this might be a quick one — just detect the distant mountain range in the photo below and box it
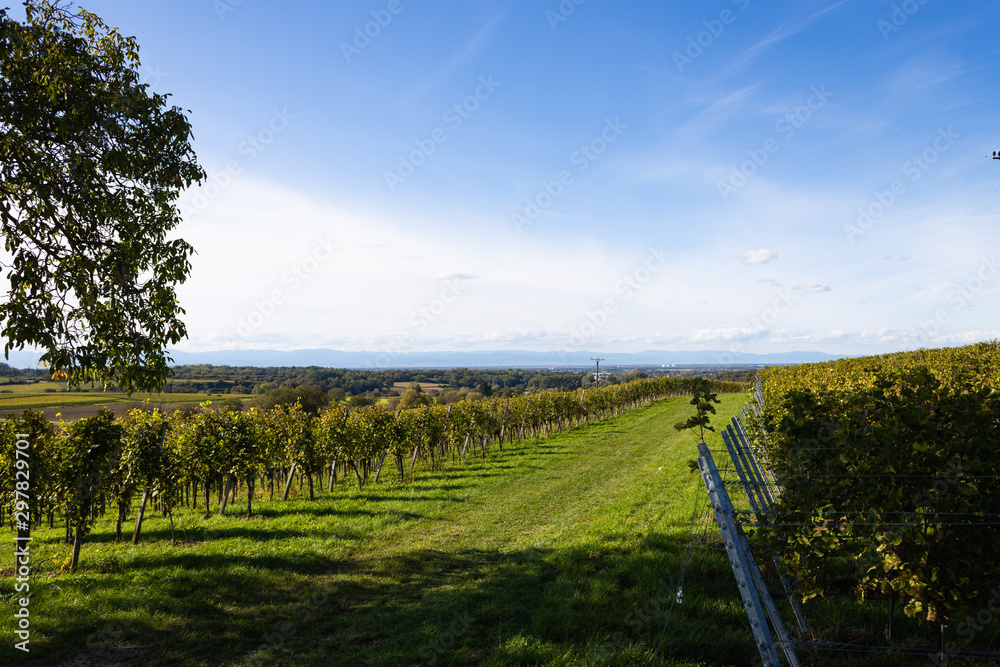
[1,347,843,370]
[163,348,840,368]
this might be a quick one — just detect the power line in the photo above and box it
[590,358,605,386]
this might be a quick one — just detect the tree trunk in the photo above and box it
[886,596,895,641]
[350,461,364,491]
[70,526,84,572]
[115,500,127,543]
[499,398,508,450]
[219,474,234,516]
[282,464,297,501]
[409,446,420,476]
[131,487,151,545]
[328,462,336,492]
[373,449,388,485]
[307,471,314,501]
[247,476,255,518]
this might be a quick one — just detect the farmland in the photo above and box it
[1,393,755,666]
[0,384,250,422]
[4,345,1000,665]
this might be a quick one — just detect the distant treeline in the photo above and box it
[0,361,758,396]
[161,365,757,397]
[0,363,48,380]
[162,366,585,396]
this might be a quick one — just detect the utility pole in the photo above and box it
[591,358,605,386]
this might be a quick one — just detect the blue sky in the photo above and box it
[13,0,1000,361]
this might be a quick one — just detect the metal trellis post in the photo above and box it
[697,442,800,667]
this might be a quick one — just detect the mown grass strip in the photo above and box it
[4,394,761,666]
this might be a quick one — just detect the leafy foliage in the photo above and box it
[0,1,204,391]
[2,376,740,569]
[753,342,1000,624]
[55,408,122,557]
[673,378,721,443]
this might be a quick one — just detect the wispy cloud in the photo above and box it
[669,85,762,139]
[404,13,506,105]
[733,249,778,265]
[725,0,850,73]
[434,271,479,281]
[795,282,831,292]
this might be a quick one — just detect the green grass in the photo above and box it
[0,392,125,409]
[0,381,66,393]
[2,394,994,666]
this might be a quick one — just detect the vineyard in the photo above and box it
[2,376,743,573]
[745,341,1000,661]
[0,382,769,666]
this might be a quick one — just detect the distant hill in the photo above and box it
[0,347,843,370]
[159,348,841,368]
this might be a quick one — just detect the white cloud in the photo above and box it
[795,282,831,292]
[433,271,479,281]
[689,327,765,342]
[733,249,778,265]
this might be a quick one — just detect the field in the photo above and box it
[6,384,989,666]
[0,381,251,421]
[2,394,763,666]
[391,382,446,391]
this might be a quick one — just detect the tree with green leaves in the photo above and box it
[674,378,721,444]
[0,1,204,392]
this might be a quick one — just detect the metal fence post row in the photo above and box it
[697,442,800,666]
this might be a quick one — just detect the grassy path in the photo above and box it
[4,394,757,666]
